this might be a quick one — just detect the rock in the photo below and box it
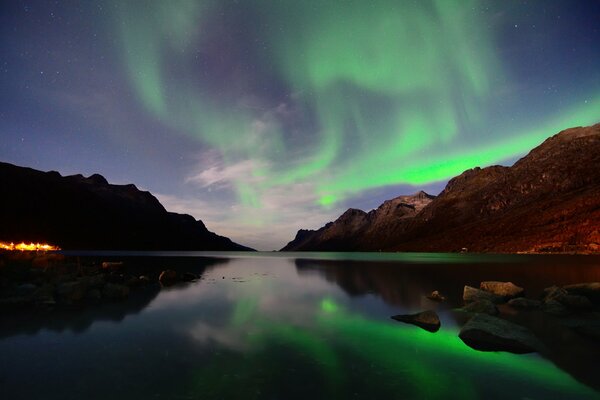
[101,261,124,271]
[0,296,31,310]
[463,286,504,304]
[542,300,569,316]
[85,288,102,304]
[159,270,178,286]
[559,294,593,309]
[182,272,198,282]
[391,310,441,332]
[79,274,105,289]
[543,286,568,302]
[563,282,600,302]
[459,314,543,354]
[560,314,600,340]
[461,300,499,315]
[480,281,524,299]
[56,281,86,304]
[507,297,542,309]
[16,283,37,296]
[426,290,446,302]
[102,283,129,300]
[33,284,55,307]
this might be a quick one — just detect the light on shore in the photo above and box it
[0,242,60,251]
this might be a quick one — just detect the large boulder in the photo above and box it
[563,282,600,303]
[480,281,524,299]
[463,286,504,304]
[507,297,542,309]
[391,310,440,332]
[461,299,499,315]
[459,314,543,354]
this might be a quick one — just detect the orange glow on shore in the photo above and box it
[0,242,61,251]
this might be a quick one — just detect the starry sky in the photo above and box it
[1,1,599,250]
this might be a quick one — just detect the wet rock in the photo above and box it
[543,299,569,316]
[85,288,102,304]
[563,282,600,303]
[560,314,600,340]
[16,283,37,296]
[461,299,499,315]
[56,281,86,304]
[543,286,568,302]
[559,294,593,309]
[138,275,151,285]
[463,286,504,304]
[32,284,55,307]
[159,270,178,286]
[480,281,524,299]
[102,283,129,300]
[0,296,31,310]
[391,310,440,332]
[426,290,446,302]
[507,297,542,309]
[459,314,543,354]
[101,261,124,271]
[79,274,105,289]
[182,272,198,282]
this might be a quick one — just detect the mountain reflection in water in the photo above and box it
[0,253,599,400]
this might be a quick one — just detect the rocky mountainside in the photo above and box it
[0,162,252,250]
[282,191,435,251]
[282,123,600,253]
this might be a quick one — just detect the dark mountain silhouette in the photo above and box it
[282,191,435,251]
[282,124,600,253]
[0,162,252,250]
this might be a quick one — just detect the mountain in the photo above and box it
[282,191,435,251]
[282,123,600,253]
[0,162,252,251]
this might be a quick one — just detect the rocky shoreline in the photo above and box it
[0,251,202,313]
[392,280,600,354]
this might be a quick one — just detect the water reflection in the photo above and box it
[0,253,599,399]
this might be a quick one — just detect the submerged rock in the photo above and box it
[459,314,543,354]
[461,299,499,315]
[463,286,504,304]
[480,281,524,299]
[391,310,441,333]
[507,297,542,309]
[426,290,446,302]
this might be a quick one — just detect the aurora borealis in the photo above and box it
[1,1,599,249]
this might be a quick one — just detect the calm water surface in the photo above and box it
[1,252,599,399]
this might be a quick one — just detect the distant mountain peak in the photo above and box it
[282,123,600,253]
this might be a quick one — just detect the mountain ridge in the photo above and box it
[0,161,252,251]
[282,123,600,253]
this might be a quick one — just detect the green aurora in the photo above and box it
[114,0,600,209]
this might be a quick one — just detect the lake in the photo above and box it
[1,252,599,399]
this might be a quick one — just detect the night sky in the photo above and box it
[1,1,599,250]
